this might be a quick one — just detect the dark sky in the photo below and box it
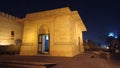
[0,0,120,44]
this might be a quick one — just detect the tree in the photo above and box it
[105,33,120,53]
[83,40,101,51]
[105,36,114,46]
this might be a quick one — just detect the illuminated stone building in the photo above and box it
[0,7,86,57]
[0,12,23,45]
[20,7,87,57]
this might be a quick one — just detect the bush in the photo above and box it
[0,45,21,55]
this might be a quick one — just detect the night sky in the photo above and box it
[0,0,120,44]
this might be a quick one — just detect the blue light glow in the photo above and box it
[45,35,49,40]
[115,35,118,39]
[108,32,118,39]
[108,32,114,37]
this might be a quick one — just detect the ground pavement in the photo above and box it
[0,52,116,68]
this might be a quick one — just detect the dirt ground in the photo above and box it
[0,52,117,68]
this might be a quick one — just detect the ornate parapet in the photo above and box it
[0,12,21,21]
[0,12,23,23]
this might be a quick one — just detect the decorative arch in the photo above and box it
[39,25,49,34]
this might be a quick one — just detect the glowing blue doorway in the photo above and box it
[44,35,49,52]
[38,34,50,54]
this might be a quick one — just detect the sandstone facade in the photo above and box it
[20,7,87,57]
[0,12,23,45]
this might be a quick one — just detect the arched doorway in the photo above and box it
[38,25,50,54]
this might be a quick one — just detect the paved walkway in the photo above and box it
[0,52,113,68]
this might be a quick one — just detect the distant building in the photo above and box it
[0,7,87,57]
